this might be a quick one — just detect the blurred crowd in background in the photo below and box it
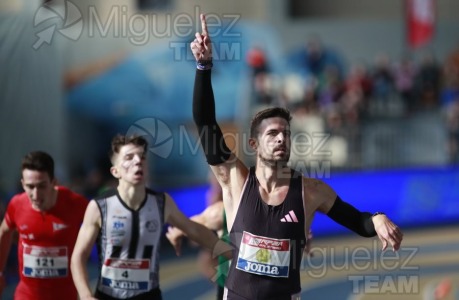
[246,37,459,168]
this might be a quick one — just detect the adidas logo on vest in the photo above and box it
[280,210,298,223]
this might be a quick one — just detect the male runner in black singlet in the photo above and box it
[191,14,403,300]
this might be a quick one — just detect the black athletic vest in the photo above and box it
[225,167,306,300]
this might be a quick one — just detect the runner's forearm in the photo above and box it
[193,69,231,165]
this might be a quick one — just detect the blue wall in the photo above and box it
[169,167,459,236]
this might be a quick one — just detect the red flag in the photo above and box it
[406,0,435,48]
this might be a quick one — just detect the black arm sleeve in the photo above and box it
[193,69,232,165]
[326,196,376,237]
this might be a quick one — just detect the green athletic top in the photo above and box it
[216,210,229,288]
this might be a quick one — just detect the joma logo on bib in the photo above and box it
[244,261,279,275]
[236,232,291,278]
[110,280,140,290]
[31,269,60,277]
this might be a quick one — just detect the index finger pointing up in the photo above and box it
[200,13,208,36]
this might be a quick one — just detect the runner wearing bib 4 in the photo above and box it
[94,189,165,299]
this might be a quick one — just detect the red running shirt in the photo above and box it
[5,186,88,300]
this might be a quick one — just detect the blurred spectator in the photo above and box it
[252,73,278,106]
[341,61,373,123]
[413,51,441,111]
[287,34,345,80]
[370,53,395,113]
[246,46,280,107]
[289,109,328,170]
[393,54,417,113]
[317,64,344,112]
[441,50,459,108]
[282,74,318,113]
[324,105,345,136]
[340,85,364,126]
[444,99,459,164]
[441,51,459,164]
[246,46,269,76]
[322,105,350,167]
[293,85,318,116]
[447,43,459,74]
[345,61,373,100]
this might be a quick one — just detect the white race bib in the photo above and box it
[101,259,150,291]
[236,231,291,278]
[23,245,68,278]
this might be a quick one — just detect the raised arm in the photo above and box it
[191,14,248,226]
[308,179,403,251]
[191,15,232,167]
[71,201,101,300]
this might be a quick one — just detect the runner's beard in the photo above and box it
[258,151,290,168]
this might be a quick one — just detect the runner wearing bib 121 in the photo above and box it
[0,151,88,300]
